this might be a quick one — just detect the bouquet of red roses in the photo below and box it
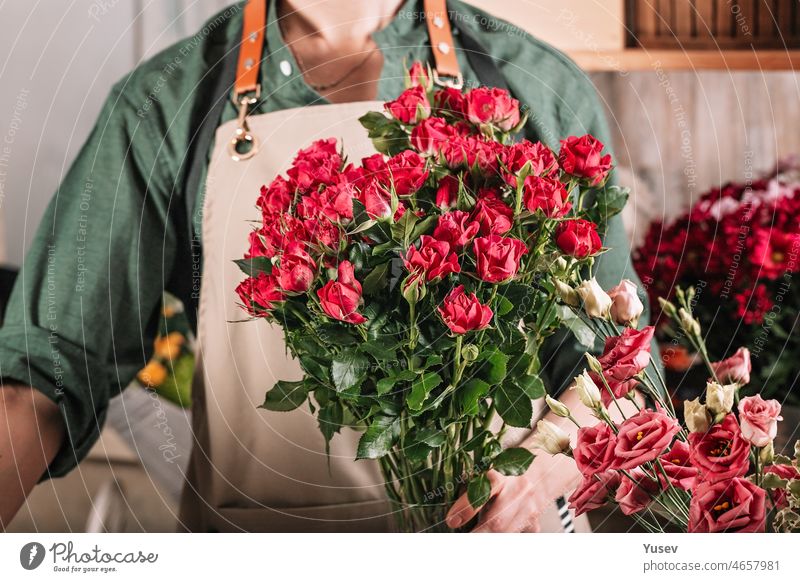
[634,161,800,403]
[235,63,628,531]
[533,285,800,532]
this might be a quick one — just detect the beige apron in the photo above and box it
[178,100,589,533]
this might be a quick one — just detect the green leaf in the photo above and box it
[456,379,491,416]
[492,448,535,476]
[498,283,536,321]
[298,355,330,385]
[407,372,443,411]
[762,472,789,490]
[467,474,491,509]
[414,427,447,448]
[234,256,272,277]
[317,324,359,346]
[555,305,597,349]
[463,429,489,452]
[360,340,397,363]
[405,442,434,464]
[391,211,420,247]
[356,416,401,459]
[362,261,391,295]
[318,401,344,452]
[260,380,310,412]
[516,375,545,400]
[331,349,369,393]
[495,295,514,317]
[409,214,438,242]
[494,382,533,428]
[478,348,509,385]
[376,370,416,395]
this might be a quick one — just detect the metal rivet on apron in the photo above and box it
[244,58,254,70]
[433,15,444,28]
[279,60,292,77]
[249,31,258,43]
[437,41,450,55]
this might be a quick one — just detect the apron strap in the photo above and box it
[423,0,462,88]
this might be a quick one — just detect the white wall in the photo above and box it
[0,0,230,266]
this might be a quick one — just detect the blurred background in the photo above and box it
[1,0,800,531]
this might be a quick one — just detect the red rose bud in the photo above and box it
[437,285,493,334]
[385,150,429,196]
[501,140,558,186]
[433,211,480,250]
[236,272,285,316]
[473,235,528,283]
[558,134,612,186]
[612,407,681,470]
[688,478,766,533]
[434,87,466,117]
[555,219,602,258]
[403,235,461,283]
[464,87,521,131]
[470,189,514,236]
[401,270,426,304]
[257,176,293,217]
[688,413,751,483]
[589,326,654,406]
[275,242,317,293]
[385,86,431,124]
[317,260,368,324]
[408,62,430,89]
[287,137,343,191]
[711,347,751,385]
[522,175,571,218]
[359,180,393,219]
[411,117,455,156]
[435,174,460,209]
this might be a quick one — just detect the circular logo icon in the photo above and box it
[19,542,46,570]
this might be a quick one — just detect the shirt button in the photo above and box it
[279,60,292,76]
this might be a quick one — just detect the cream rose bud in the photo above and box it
[576,278,612,318]
[545,394,571,418]
[531,419,571,455]
[573,371,602,408]
[607,279,644,326]
[684,397,711,433]
[554,279,579,307]
[705,381,736,415]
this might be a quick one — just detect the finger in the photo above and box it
[445,471,505,529]
[471,489,525,533]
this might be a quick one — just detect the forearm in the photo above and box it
[0,384,65,528]
[522,388,638,501]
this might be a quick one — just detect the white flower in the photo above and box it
[573,371,602,409]
[545,394,571,418]
[554,279,579,307]
[530,420,571,455]
[607,279,644,327]
[684,397,711,433]
[705,381,736,415]
[576,278,612,319]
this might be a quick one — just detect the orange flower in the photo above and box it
[137,361,167,387]
[154,332,185,361]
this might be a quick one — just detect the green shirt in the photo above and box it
[0,0,648,477]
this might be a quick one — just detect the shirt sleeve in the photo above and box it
[0,83,177,477]
[537,88,653,397]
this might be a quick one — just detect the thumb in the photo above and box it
[445,470,505,529]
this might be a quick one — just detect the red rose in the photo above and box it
[275,242,317,293]
[659,440,699,491]
[574,422,617,477]
[411,117,456,155]
[464,87,521,131]
[501,140,557,185]
[408,62,430,88]
[434,87,465,117]
[303,218,340,251]
[442,136,500,175]
[554,219,602,258]
[470,189,514,236]
[568,471,621,516]
[385,86,431,124]
[257,176,294,216]
[245,229,270,259]
[473,235,528,283]
[359,180,392,219]
[711,347,751,385]
[688,478,766,533]
[613,408,681,470]
[435,174,460,209]
[403,235,461,283]
[522,176,571,217]
[236,272,285,316]
[688,414,751,483]
[558,134,612,186]
[615,469,661,515]
[437,285,493,334]
[385,150,429,196]
[317,260,367,324]
[738,395,782,447]
[764,464,800,509]
[590,326,654,405]
[433,211,480,250]
[288,137,342,190]
[260,214,308,258]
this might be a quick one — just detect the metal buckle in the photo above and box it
[432,71,464,90]
[228,85,261,161]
